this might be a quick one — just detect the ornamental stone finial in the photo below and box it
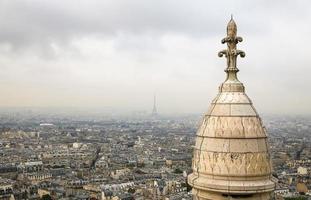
[218,17,245,82]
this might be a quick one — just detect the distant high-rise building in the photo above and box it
[152,94,158,116]
[188,17,276,200]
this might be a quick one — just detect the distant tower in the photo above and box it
[152,94,158,116]
[187,17,275,200]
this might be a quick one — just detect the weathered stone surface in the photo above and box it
[197,116,267,138]
[188,17,275,200]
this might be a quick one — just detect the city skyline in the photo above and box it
[0,0,311,115]
[0,3,310,199]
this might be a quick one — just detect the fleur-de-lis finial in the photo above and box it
[218,17,245,81]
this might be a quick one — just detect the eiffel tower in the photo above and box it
[151,94,158,116]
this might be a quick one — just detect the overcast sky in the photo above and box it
[0,0,310,115]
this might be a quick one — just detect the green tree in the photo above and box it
[128,187,136,194]
[173,168,183,174]
[284,196,307,200]
[41,194,52,200]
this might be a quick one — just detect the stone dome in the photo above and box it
[187,18,276,200]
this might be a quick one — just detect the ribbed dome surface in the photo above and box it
[187,18,275,200]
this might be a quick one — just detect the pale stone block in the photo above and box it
[230,104,257,116]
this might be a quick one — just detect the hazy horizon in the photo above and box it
[0,0,311,115]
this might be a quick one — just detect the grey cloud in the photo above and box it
[0,0,276,49]
[0,0,310,114]
[0,0,308,53]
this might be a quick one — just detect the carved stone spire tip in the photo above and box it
[227,16,237,37]
[218,17,245,82]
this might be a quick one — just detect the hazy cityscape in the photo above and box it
[1,0,311,200]
[0,109,310,199]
